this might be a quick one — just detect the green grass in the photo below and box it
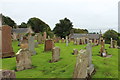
[2,41,119,78]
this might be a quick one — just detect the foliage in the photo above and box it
[18,22,27,28]
[27,17,51,33]
[103,29,118,44]
[70,28,88,34]
[2,15,16,28]
[53,18,73,38]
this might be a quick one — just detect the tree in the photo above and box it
[103,29,118,44]
[18,22,27,28]
[70,28,88,34]
[27,17,51,33]
[53,18,73,38]
[2,15,16,28]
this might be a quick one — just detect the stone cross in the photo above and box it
[28,36,36,55]
[51,47,60,62]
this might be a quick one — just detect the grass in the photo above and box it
[2,40,119,79]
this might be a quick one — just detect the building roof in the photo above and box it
[70,33,100,39]
[12,27,34,34]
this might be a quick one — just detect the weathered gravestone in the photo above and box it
[44,39,54,51]
[16,38,32,71]
[66,36,68,46]
[100,39,107,57]
[73,49,88,78]
[36,33,42,44]
[43,32,47,40]
[28,36,36,55]
[16,49,32,71]
[0,25,14,58]
[86,43,94,75]
[0,69,16,79]
[50,47,60,62]
[73,49,78,55]
[73,44,94,78]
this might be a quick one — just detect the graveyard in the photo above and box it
[2,40,118,78]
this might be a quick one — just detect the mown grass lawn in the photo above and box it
[2,41,119,79]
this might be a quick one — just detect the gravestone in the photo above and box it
[20,37,28,50]
[61,38,65,43]
[100,39,107,57]
[28,36,36,55]
[110,38,113,48]
[0,25,14,58]
[73,49,88,78]
[0,70,16,79]
[43,32,47,40]
[66,36,68,46]
[73,49,78,55]
[16,49,32,71]
[36,33,42,44]
[50,47,60,62]
[44,39,54,51]
[86,43,94,75]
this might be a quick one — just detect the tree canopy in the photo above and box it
[70,28,88,34]
[27,17,51,33]
[53,18,73,38]
[2,15,16,28]
[18,22,27,28]
[103,29,118,44]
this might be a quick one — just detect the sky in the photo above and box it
[0,0,119,33]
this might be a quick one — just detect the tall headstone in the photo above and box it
[50,47,60,62]
[43,32,47,40]
[110,38,113,48]
[73,49,88,78]
[86,43,94,75]
[28,36,36,55]
[0,25,14,58]
[100,39,107,57]
[66,36,68,46]
[44,39,54,51]
[0,70,16,79]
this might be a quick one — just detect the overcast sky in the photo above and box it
[0,0,119,33]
